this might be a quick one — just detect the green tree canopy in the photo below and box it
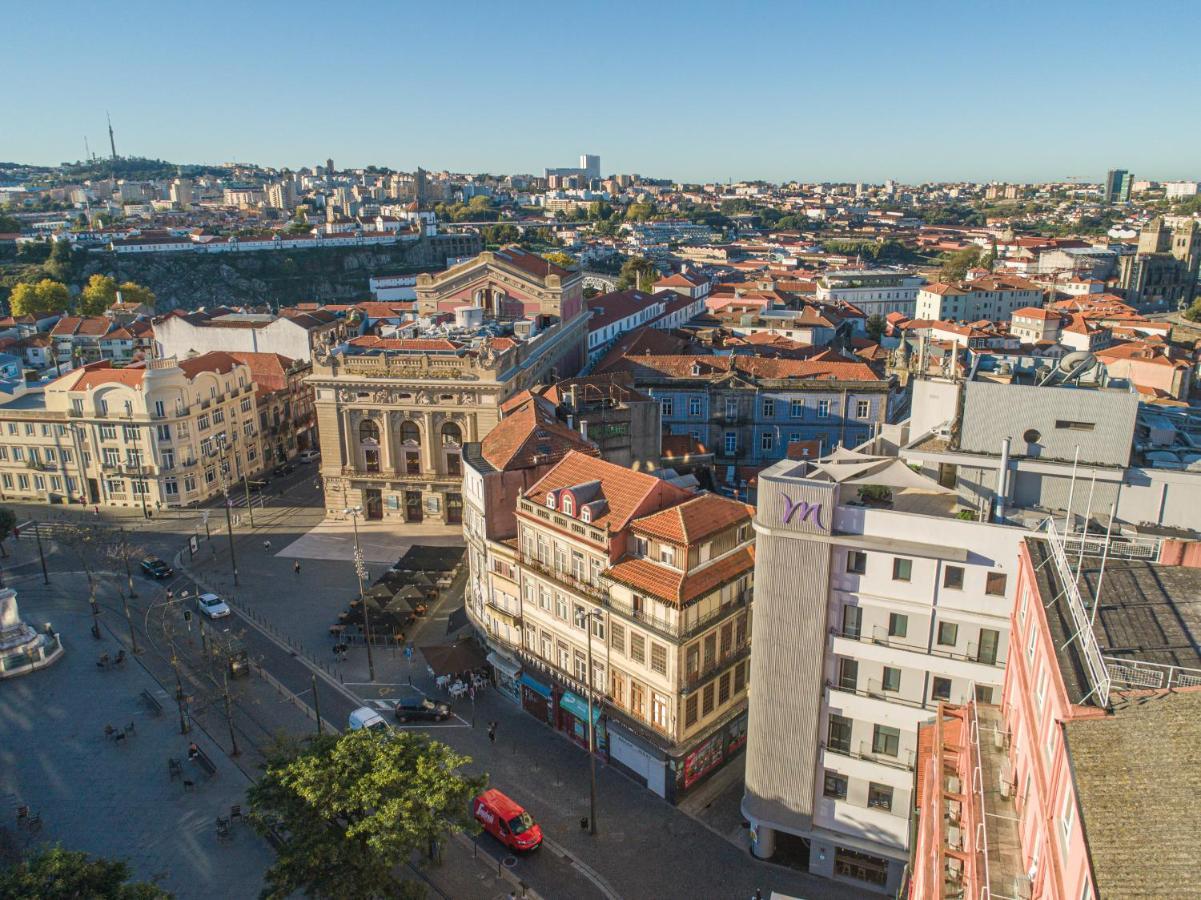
[43,239,75,281]
[939,246,983,282]
[0,212,22,233]
[248,729,484,900]
[0,845,169,899]
[78,274,156,315]
[865,314,887,342]
[542,251,576,270]
[616,256,658,292]
[10,278,69,316]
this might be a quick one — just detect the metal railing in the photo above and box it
[1043,519,1111,704]
[824,739,915,772]
[518,552,609,602]
[683,642,750,692]
[832,626,1004,669]
[1059,529,1161,561]
[827,677,930,711]
[1104,656,1201,690]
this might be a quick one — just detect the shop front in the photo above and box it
[671,710,750,801]
[520,672,553,725]
[486,650,522,705]
[555,690,607,754]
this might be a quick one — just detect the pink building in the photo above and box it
[911,524,1201,899]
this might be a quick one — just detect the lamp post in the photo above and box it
[345,506,375,682]
[577,607,602,836]
[216,435,239,586]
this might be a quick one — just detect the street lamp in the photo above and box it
[576,606,603,836]
[216,434,239,586]
[344,506,375,682]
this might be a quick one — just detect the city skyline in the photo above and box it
[7,0,1200,183]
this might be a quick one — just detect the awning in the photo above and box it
[559,691,602,724]
[486,651,521,678]
[519,673,551,698]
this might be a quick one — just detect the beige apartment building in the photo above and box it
[468,449,756,802]
[310,247,588,522]
[0,353,267,510]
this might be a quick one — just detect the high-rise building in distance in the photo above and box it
[580,154,600,179]
[1103,168,1132,203]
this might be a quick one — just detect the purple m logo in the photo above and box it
[782,494,824,529]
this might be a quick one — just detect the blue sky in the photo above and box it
[6,0,1199,183]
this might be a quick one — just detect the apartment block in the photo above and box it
[0,353,266,509]
[741,452,1023,895]
[915,276,1043,322]
[468,448,755,801]
[910,525,1201,899]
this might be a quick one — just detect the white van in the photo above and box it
[348,706,388,732]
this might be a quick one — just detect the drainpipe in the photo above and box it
[994,437,1011,523]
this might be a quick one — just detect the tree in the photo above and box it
[78,274,156,315]
[542,251,576,270]
[0,845,169,899]
[616,256,657,292]
[939,246,983,282]
[43,239,75,281]
[248,729,484,900]
[865,314,886,343]
[0,212,21,233]
[0,506,14,557]
[1183,297,1201,323]
[9,279,69,316]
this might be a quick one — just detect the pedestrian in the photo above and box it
[187,742,200,760]
[293,560,301,574]
[487,721,497,744]
[166,588,174,601]
[93,505,100,517]
[263,539,272,552]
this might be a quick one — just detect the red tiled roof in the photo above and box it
[65,363,146,390]
[632,493,753,545]
[177,351,243,378]
[523,450,691,533]
[225,351,298,394]
[481,393,598,471]
[347,336,461,352]
[604,545,754,607]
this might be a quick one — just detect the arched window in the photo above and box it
[561,494,575,516]
[441,422,462,447]
[400,421,420,445]
[358,419,380,445]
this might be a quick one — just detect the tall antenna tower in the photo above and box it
[106,112,118,161]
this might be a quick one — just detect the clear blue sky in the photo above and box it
[7,0,1199,183]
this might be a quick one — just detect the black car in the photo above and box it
[272,462,295,477]
[140,557,173,579]
[394,697,451,723]
[246,479,269,493]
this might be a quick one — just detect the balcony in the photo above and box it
[824,739,915,772]
[680,589,751,640]
[683,641,751,693]
[830,628,1004,684]
[518,552,609,603]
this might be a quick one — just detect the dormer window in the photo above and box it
[635,536,648,557]
[581,506,592,523]
[545,491,558,509]
[660,546,676,566]
[691,362,702,376]
[561,494,575,516]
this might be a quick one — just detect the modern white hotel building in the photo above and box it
[741,450,1023,895]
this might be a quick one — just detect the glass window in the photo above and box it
[881,666,901,692]
[932,677,952,701]
[610,622,625,655]
[734,661,746,694]
[789,399,803,418]
[817,399,830,418]
[856,400,870,418]
[892,557,912,582]
[650,643,667,675]
[937,621,959,647]
[718,671,731,704]
[986,572,1008,596]
[842,605,861,639]
[888,613,907,638]
[823,770,848,800]
[630,633,645,664]
[838,658,858,690]
[846,550,866,575]
[872,724,900,757]
[867,782,893,811]
[660,397,673,417]
[702,682,714,715]
[685,694,698,726]
[827,714,852,753]
[762,398,775,417]
[943,565,964,589]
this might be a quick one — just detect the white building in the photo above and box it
[915,275,1042,322]
[1164,181,1199,199]
[155,309,344,363]
[742,453,1022,895]
[815,270,925,318]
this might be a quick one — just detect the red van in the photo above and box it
[472,789,543,852]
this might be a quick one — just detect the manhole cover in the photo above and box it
[502,855,517,869]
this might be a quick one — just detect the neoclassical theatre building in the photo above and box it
[311,248,588,523]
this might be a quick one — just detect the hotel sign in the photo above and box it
[781,495,824,529]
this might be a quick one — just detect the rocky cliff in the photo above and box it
[72,233,481,311]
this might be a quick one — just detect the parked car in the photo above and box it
[394,697,450,723]
[246,479,269,493]
[348,707,389,732]
[140,556,173,579]
[197,592,231,619]
[298,449,321,463]
[472,789,542,852]
[272,462,295,477]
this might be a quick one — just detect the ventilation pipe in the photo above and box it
[994,437,1011,523]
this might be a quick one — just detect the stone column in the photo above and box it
[421,411,437,476]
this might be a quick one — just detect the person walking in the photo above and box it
[487,721,497,744]
[263,539,272,552]
[293,560,301,574]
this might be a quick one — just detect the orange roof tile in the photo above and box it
[604,545,755,606]
[632,493,753,545]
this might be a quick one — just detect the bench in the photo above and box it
[193,749,218,777]
[140,690,164,717]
